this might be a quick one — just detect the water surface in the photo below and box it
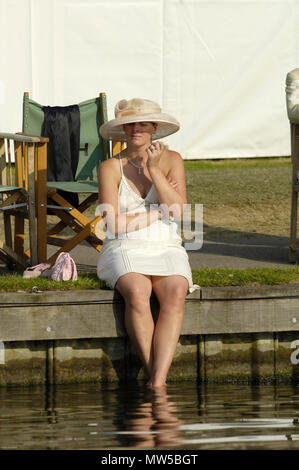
[0,382,299,450]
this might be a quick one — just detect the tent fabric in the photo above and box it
[1,0,299,159]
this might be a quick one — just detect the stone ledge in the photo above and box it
[200,283,299,299]
[1,285,299,341]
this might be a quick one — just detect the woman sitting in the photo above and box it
[97,98,198,388]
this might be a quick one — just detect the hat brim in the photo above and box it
[100,113,180,141]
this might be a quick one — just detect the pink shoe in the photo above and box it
[23,263,51,279]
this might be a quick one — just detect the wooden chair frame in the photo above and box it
[0,133,48,268]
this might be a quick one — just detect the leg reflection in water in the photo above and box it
[122,386,184,448]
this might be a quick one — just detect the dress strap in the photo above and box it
[118,154,124,177]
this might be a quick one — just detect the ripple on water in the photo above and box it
[0,382,298,450]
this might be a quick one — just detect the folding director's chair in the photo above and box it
[22,92,113,265]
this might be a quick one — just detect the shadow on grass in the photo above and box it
[192,224,292,266]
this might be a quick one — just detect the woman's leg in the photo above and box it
[150,275,188,388]
[115,272,154,378]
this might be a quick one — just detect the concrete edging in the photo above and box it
[0,284,299,340]
[0,284,299,386]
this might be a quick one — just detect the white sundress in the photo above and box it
[96,155,199,293]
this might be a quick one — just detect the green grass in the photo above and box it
[183,156,291,171]
[1,266,299,292]
[0,272,104,292]
[192,267,299,287]
[184,157,293,239]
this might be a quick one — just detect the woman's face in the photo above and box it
[123,122,157,146]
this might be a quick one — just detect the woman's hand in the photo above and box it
[146,141,164,168]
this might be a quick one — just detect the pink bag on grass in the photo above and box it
[50,252,78,281]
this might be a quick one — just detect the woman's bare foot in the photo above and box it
[146,380,167,389]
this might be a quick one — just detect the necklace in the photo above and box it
[128,158,145,174]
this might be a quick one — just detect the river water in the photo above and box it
[0,381,298,451]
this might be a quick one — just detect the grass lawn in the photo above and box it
[184,157,292,239]
[2,265,299,292]
[0,156,297,291]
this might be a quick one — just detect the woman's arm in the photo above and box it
[147,143,187,218]
[98,159,162,235]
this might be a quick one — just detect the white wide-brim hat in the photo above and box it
[100,98,180,141]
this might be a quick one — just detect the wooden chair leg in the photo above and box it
[47,193,98,238]
[4,213,13,249]
[14,216,25,258]
[27,144,38,265]
[46,215,104,265]
[36,142,48,262]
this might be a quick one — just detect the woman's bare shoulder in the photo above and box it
[99,156,120,174]
[165,148,183,160]
[98,156,121,186]
[162,148,184,170]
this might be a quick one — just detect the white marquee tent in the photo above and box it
[0,0,298,159]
